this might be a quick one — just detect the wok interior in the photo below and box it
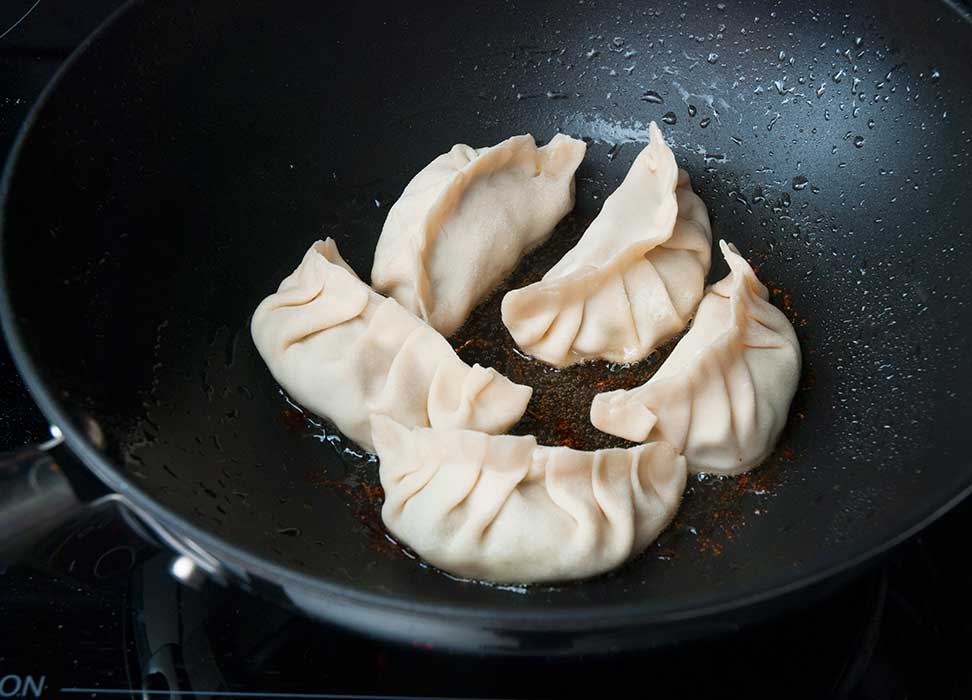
[3,0,971,617]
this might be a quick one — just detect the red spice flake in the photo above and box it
[308,472,403,558]
[279,407,308,432]
[696,536,724,556]
[359,481,385,503]
[766,280,803,328]
[554,418,581,449]
[453,338,486,354]
[525,406,545,421]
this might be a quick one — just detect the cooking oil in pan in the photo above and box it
[448,213,675,451]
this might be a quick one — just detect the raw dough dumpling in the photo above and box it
[590,241,801,475]
[373,416,687,584]
[501,121,712,367]
[251,240,532,452]
[371,133,587,337]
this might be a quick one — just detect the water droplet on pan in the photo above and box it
[641,89,663,104]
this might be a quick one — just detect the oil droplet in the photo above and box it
[792,175,809,191]
[662,111,677,125]
[833,69,845,83]
[853,135,865,148]
[930,69,941,81]
[545,91,567,99]
[607,143,622,161]
[699,117,711,128]
[781,192,792,208]
[867,119,875,129]
[688,104,698,117]
[716,2,726,9]
[641,90,663,104]
[706,52,719,64]
[816,84,826,98]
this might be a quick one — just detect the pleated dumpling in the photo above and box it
[373,416,687,584]
[590,242,801,475]
[371,133,587,338]
[251,240,532,452]
[501,121,712,367]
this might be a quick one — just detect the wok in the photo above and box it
[1,0,971,654]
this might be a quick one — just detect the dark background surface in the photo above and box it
[0,0,125,447]
[1,2,972,698]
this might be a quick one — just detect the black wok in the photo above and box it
[1,0,971,654]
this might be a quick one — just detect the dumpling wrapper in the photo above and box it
[373,416,687,584]
[591,241,801,475]
[372,133,587,338]
[501,121,712,367]
[251,240,532,452]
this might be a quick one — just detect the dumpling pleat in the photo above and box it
[591,241,801,474]
[251,240,532,452]
[502,123,713,367]
[373,416,687,584]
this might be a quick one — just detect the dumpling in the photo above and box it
[371,133,587,337]
[590,241,801,475]
[501,121,712,367]
[373,415,687,584]
[251,240,532,452]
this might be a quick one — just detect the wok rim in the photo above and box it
[1,0,971,636]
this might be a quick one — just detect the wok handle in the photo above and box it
[0,427,93,562]
[0,427,228,586]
